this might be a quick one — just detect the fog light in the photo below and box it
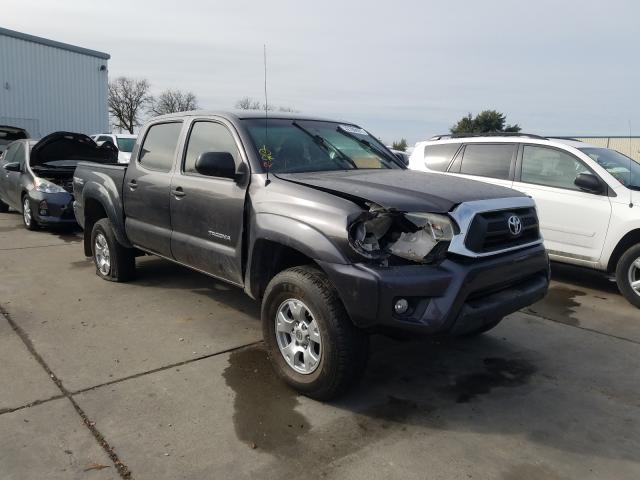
[39,200,48,216]
[394,298,409,315]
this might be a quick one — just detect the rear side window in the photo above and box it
[459,144,514,180]
[183,121,241,174]
[424,143,460,172]
[138,123,182,172]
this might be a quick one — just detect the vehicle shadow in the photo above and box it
[107,256,636,472]
[549,261,619,295]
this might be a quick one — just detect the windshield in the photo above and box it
[116,137,135,152]
[579,147,640,190]
[242,119,403,173]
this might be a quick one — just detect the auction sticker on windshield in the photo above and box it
[338,125,368,135]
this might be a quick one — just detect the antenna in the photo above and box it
[258,44,273,185]
[629,120,634,208]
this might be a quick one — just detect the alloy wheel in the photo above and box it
[23,197,32,227]
[275,298,322,374]
[94,232,111,276]
[629,257,640,297]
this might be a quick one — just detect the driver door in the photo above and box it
[170,119,248,285]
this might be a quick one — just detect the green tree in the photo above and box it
[450,110,521,135]
[392,138,408,151]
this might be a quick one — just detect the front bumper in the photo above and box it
[319,244,549,335]
[27,191,77,226]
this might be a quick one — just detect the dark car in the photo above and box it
[0,125,29,154]
[0,132,117,229]
[73,111,550,399]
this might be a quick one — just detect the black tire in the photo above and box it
[460,318,503,337]
[21,195,38,231]
[0,198,8,213]
[615,243,640,308]
[91,218,135,282]
[261,265,369,400]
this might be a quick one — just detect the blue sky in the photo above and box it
[4,0,640,144]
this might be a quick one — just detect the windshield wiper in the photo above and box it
[291,122,356,169]
[335,126,401,167]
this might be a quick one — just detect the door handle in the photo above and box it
[127,179,138,190]
[172,186,186,198]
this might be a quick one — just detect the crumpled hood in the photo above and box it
[30,131,118,166]
[277,169,525,213]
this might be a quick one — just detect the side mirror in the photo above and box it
[195,152,237,179]
[4,162,20,172]
[574,173,603,194]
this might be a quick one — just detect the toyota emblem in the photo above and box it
[507,215,522,236]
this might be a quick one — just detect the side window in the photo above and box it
[521,146,590,190]
[424,143,460,172]
[138,122,183,172]
[183,121,241,174]
[1,143,19,165]
[459,144,514,180]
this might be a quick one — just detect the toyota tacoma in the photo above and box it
[73,112,549,399]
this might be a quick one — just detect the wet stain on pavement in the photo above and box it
[447,357,536,403]
[223,346,310,454]
[526,285,585,326]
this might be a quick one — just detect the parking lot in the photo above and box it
[0,210,639,480]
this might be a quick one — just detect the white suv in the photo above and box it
[409,133,640,307]
[90,133,137,163]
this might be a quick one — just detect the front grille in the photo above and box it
[464,207,540,254]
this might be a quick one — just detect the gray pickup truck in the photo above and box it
[73,112,549,399]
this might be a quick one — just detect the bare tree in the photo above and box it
[149,89,199,116]
[235,97,297,112]
[235,97,262,110]
[108,77,152,134]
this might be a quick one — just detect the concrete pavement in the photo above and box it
[1,211,639,479]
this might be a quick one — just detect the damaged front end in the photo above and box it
[348,203,457,265]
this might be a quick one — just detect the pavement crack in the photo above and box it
[0,306,133,479]
[71,340,264,396]
[0,242,80,251]
[0,393,65,416]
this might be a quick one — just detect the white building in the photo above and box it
[0,27,110,138]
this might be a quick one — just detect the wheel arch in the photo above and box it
[607,228,640,273]
[81,184,131,256]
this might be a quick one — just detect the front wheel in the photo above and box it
[616,244,640,308]
[91,218,135,282]
[22,195,38,230]
[261,266,369,400]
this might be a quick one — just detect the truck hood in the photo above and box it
[30,131,118,166]
[277,170,525,213]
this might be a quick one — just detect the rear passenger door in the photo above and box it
[169,119,248,285]
[447,143,517,190]
[512,144,611,264]
[123,121,183,257]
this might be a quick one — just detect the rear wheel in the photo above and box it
[22,195,38,230]
[616,244,640,308]
[91,218,135,282]
[261,265,369,400]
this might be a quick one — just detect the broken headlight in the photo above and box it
[349,210,455,264]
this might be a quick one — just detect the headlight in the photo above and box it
[34,177,66,193]
[349,209,455,264]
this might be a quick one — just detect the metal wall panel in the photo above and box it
[573,137,640,161]
[0,33,109,138]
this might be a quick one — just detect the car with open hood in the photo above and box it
[0,132,117,229]
[72,112,550,399]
